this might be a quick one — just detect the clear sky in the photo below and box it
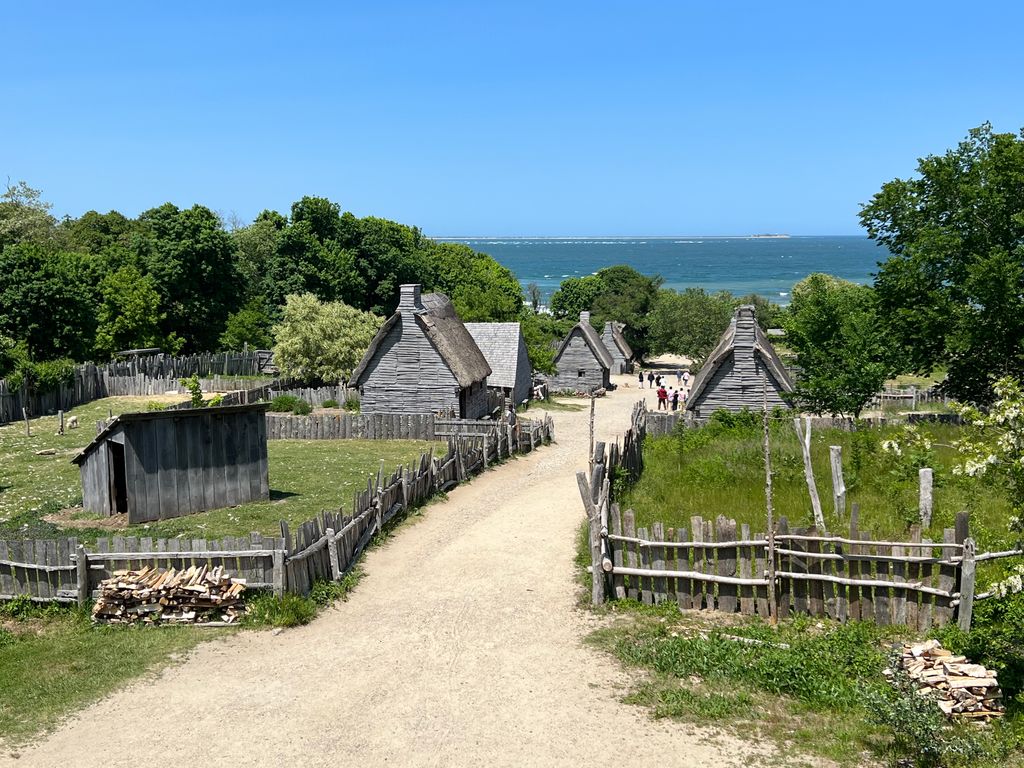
[2,2,1022,236]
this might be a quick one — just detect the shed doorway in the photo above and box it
[107,442,128,515]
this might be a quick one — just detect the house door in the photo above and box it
[458,388,468,419]
[107,442,128,515]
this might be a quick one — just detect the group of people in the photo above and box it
[639,368,690,412]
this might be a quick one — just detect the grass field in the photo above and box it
[0,601,227,745]
[0,397,436,541]
[620,418,1014,553]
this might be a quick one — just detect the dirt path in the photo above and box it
[7,377,774,767]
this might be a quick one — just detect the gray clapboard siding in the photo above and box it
[549,329,611,392]
[687,305,794,419]
[464,322,533,406]
[601,321,634,374]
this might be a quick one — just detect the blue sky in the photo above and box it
[2,2,1022,235]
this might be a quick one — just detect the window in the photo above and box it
[578,369,586,377]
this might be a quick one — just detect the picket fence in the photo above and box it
[579,402,1019,632]
[1,418,555,605]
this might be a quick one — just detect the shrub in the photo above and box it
[146,401,167,411]
[343,395,360,413]
[291,399,312,416]
[321,399,339,409]
[206,394,224,407]
[0,594,35,619]
[269,394,301,412]
[179,374,203,408]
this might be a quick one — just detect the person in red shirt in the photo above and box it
[657,385,668,410]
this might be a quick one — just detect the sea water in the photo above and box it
[438,236,888,304]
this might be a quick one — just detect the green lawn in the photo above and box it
[620,420,1013,552]
[0,604,227,745]
[0,397,436,541]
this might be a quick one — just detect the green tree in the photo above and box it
[520,312,571,375]
[134,203,241,351]
[549,275,603,320]
[425,242,523,322]
[526,282,542,312]
[218,298,274,350]
[860,123,1024,403]
[783,274,894,417]
[647,287,735,362]
[590,265,661,358]
[0,181,56,251]
[93,264,166,359]
[271,293,382,382]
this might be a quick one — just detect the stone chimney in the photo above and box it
[603,321,613,334]
[398,284,423,312]
[579,311,591,325]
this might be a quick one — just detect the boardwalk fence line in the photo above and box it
[1,415,555,605]
[579,402,1018,631]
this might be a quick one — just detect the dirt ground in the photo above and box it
[5,365,777,767]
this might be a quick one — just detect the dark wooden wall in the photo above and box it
[113,410,269,524]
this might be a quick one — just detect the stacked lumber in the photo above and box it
[92,565,246,625]
[893,640,1004,721]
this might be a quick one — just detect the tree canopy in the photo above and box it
[782,274,895,417]
[860,123,1024,403]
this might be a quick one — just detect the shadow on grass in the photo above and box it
[269,489,299,501]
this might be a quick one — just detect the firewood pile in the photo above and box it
[91,565,246,625]
[891,640,1004,722]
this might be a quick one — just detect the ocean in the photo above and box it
[438,236,889,304]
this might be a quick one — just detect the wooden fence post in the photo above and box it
[794,416,825,530]
[576,471,605,605]
[829,445,846,519]
[58,410,64,436]
[957,537,976,632]
[763,377,778,624]
[76,545,89,606]
[326,528,341,581]
[272,550,285,597]
[919,468,934,528]
[23,407,30,437]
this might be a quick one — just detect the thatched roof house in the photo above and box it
[601,321,634,374]
[549,312,613,392]
[72,404,270,524]
[350,285,492,418]
[686,305,794,419]
[464,322,532,406]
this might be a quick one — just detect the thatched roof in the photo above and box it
[686,306,794,407]
[555,317,615,370]
[464,322,527,390]
[350,291,491,388]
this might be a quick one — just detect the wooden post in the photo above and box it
[23,407,30,436]
[588,393,596,470]
[793,416,825,530]
[58,409,64,436]
[919,468,934,528]
[272,550,285,597]
[325,528,341,581]
[577,471,604,605]
[762,377,778,624]
[829,445,846,519]
[76,545,89,606]
[957,538,976,632]
[482,434,489,469]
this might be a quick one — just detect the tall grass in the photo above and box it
[621,418,1012,551]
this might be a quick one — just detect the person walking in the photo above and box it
[647,371,655,389]
[682,369,690,389]
[675,369,682,385]
[657,385,668,411]
[671,388,680,411]
[638,370,644,387]
[655,374,662,388]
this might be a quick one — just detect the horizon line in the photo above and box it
[428,233,867,239]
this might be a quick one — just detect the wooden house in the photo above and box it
[464,322,533,406]
[686,305,794,419]
[350,285,492,418]
[601,321,634,374]
[549,312,613,392]
[71,403,270,524]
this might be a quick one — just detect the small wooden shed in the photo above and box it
[549,312,613,392]
[601,321,634,374]
[71,403,270,524]
[464,322,533,406]
[350,285,492,418]
[686,305,794,419]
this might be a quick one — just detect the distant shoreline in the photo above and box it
[432,234,864,240]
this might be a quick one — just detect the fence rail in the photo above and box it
[1,415,555,604]
[579,400,1016,632]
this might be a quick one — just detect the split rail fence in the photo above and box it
[1,418,554,605]
[579,402,1020,632]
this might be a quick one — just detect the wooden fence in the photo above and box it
[1,416,555,605]
[578,403,1019,631]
